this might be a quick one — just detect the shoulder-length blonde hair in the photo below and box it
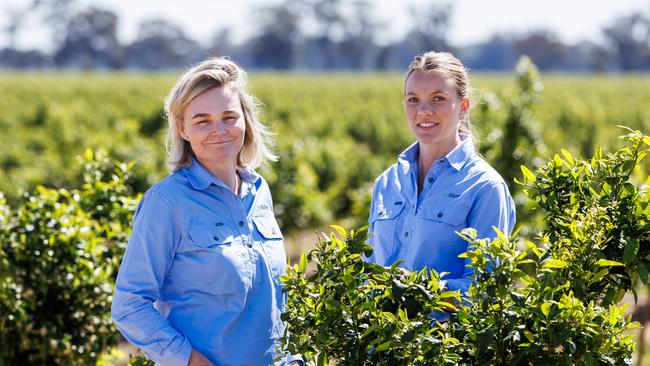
[164,57,277,172]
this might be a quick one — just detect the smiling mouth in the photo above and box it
[204,139,235,145]
[417,122,439,128]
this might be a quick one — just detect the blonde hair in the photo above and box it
[164,57,276,172]
[405,51,475,142]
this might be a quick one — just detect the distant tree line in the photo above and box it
[2,0,650,71]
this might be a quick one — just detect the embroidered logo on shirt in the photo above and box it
[259,204,269,210]
[394,201,403,205]
[447,193,461,198]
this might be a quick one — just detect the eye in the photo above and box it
[433,95,446,102]
[196,120,209,125]
[223,115,240,123]
[405,96,418,103]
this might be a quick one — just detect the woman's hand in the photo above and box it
[188,349,214,366]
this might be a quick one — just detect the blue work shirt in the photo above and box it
[367,137,516,294]
[111,159,301,366]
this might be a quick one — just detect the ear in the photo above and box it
[459,98,470,118]
[177,121,189,141]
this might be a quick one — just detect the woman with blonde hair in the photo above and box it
[366,51,516,311]
[112,57,301,365]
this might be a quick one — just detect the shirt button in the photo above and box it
[213,235,219,241]
[404,232,409,238]
[247,243,253,248]
[428,177,434,183]
[437,212,443,218]
[239,221,245,227]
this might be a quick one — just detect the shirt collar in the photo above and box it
[446,136,475,171]
[182,159,261,191]
[397,135,475,172]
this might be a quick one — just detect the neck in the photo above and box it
[419,138,460,168]
[417,136,461,189]
[197,157,240,193]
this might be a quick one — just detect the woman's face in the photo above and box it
[403,70,469,152]
[180,86,246,168]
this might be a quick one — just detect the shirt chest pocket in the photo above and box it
[175,224,251,295]
[369,203,405,257]
[252,216,286,285]
[420,203,471,228]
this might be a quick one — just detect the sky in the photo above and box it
[2,0,650,52]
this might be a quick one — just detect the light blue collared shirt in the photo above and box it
[367,137,516,294]
[111,159,301,365]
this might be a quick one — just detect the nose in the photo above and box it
[417,101,434,115]
[210,120,229,135]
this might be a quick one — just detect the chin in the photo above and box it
[415,134,441,145]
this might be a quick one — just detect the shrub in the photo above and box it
[280,226,462,365]
[280,129,649,365]
[0,150,138,365]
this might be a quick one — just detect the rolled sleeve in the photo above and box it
[468,181,516,240]
[286,354,304,365]
[111,190,191,365]
[449,181,516,294]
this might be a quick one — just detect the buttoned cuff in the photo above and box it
[149,336,193,366]
[286,354,304,365]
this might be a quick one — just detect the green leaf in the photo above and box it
[595,259,624,267]
[541,302,551,317]
[561,149,575,166]
[623,239,639,265]
[628,321,643,329]
[639,263,649,284]
[375,340,393,351]
[317,351,328,366]
[493,226,508,242]
[299,253,308,273]
[329,224,347,238]
[521,165,535,182]
[439,290,461,299]
[543,259,566,269]
[590,269,609,284]
[523,330,535,342]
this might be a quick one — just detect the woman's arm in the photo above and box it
[111,191,193,365]
[445,181,516,294]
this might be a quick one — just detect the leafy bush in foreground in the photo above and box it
[0,150,138,365]
[280,129,649,365]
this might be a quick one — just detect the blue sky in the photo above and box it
[2,0,649,51]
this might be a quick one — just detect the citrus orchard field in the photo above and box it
[1,68,648,239]
[0,64,649,364]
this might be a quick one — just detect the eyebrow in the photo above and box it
[191,113,211,120]
[405,89,448,96]
[191,111,240,120]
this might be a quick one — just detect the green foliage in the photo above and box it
[127,355,155,366]
[518,127,650,305]
[281,131,648,365]
[1,72,649,237]
[482,56,547,191]
[453,229,639,365]
[280,225,462,365]
[0,150,138,365]
[478,56,548,237]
